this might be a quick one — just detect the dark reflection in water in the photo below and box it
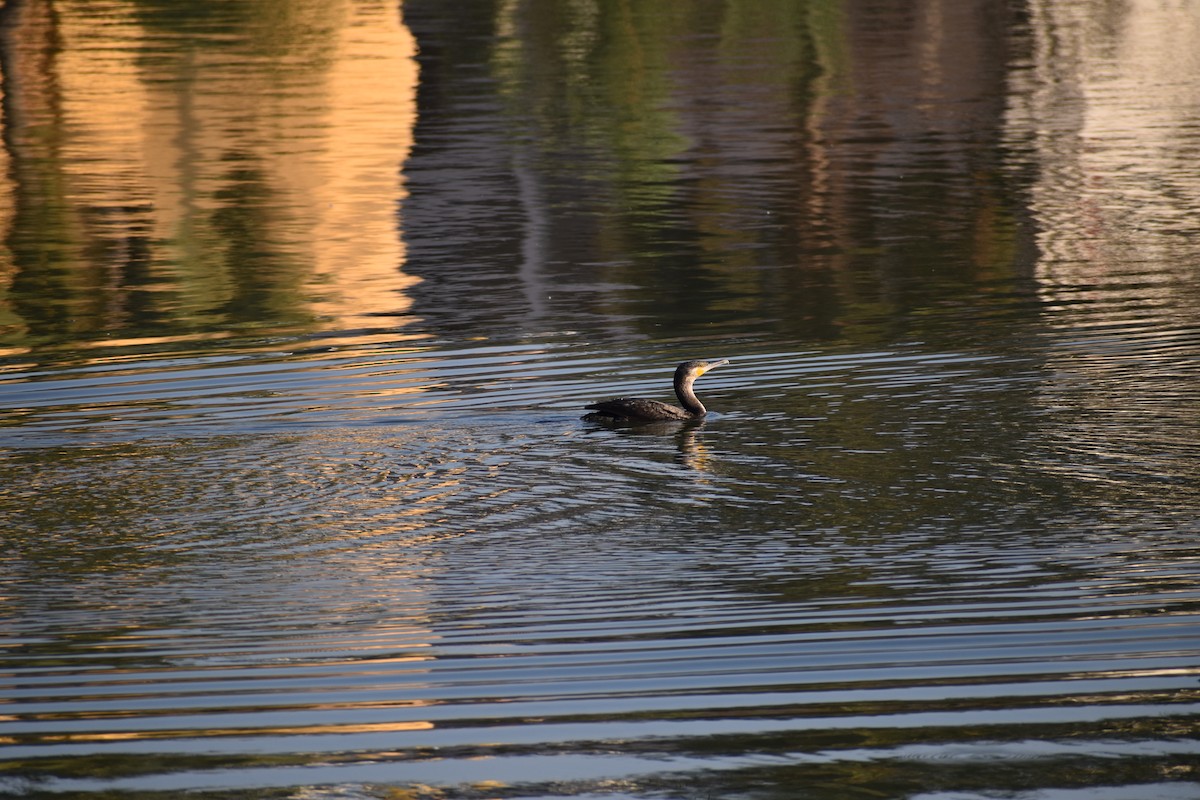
[400,0,1037,344]
[2,0,1200,798]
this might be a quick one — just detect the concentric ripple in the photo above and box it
[3,330,1200,798]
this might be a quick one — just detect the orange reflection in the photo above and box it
[0,0,420,342]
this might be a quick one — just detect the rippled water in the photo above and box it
[5,327,1200,798]
[3,0,1200,798]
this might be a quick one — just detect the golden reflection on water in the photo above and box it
[1011,0,1200,301]
[0,0,419,346]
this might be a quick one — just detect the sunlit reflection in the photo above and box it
[1010,0,1200,310]
[0,0,420,347]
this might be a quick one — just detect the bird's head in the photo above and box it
[677,359,729,380]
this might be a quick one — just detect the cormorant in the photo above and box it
[583,359,729,422]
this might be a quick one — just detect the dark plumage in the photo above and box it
[583,359,729,422]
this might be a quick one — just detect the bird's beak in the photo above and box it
[703,359,730,374]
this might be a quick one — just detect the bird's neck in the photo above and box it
[675,378,706,416]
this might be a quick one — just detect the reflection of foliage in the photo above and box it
[493,0,689,196]
[4,174,93,342]
[476,0,1031,346]
[208,156,315,326]
[490,0,824,230]
[0,0,346,352]
[129,0,343,65]
[482,0,848,339]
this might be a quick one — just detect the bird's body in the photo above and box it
[583,396,696,422]
[583,359,729,423]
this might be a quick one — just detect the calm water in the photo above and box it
[3,1,1200,799]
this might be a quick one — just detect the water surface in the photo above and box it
[2,0,1200,798]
